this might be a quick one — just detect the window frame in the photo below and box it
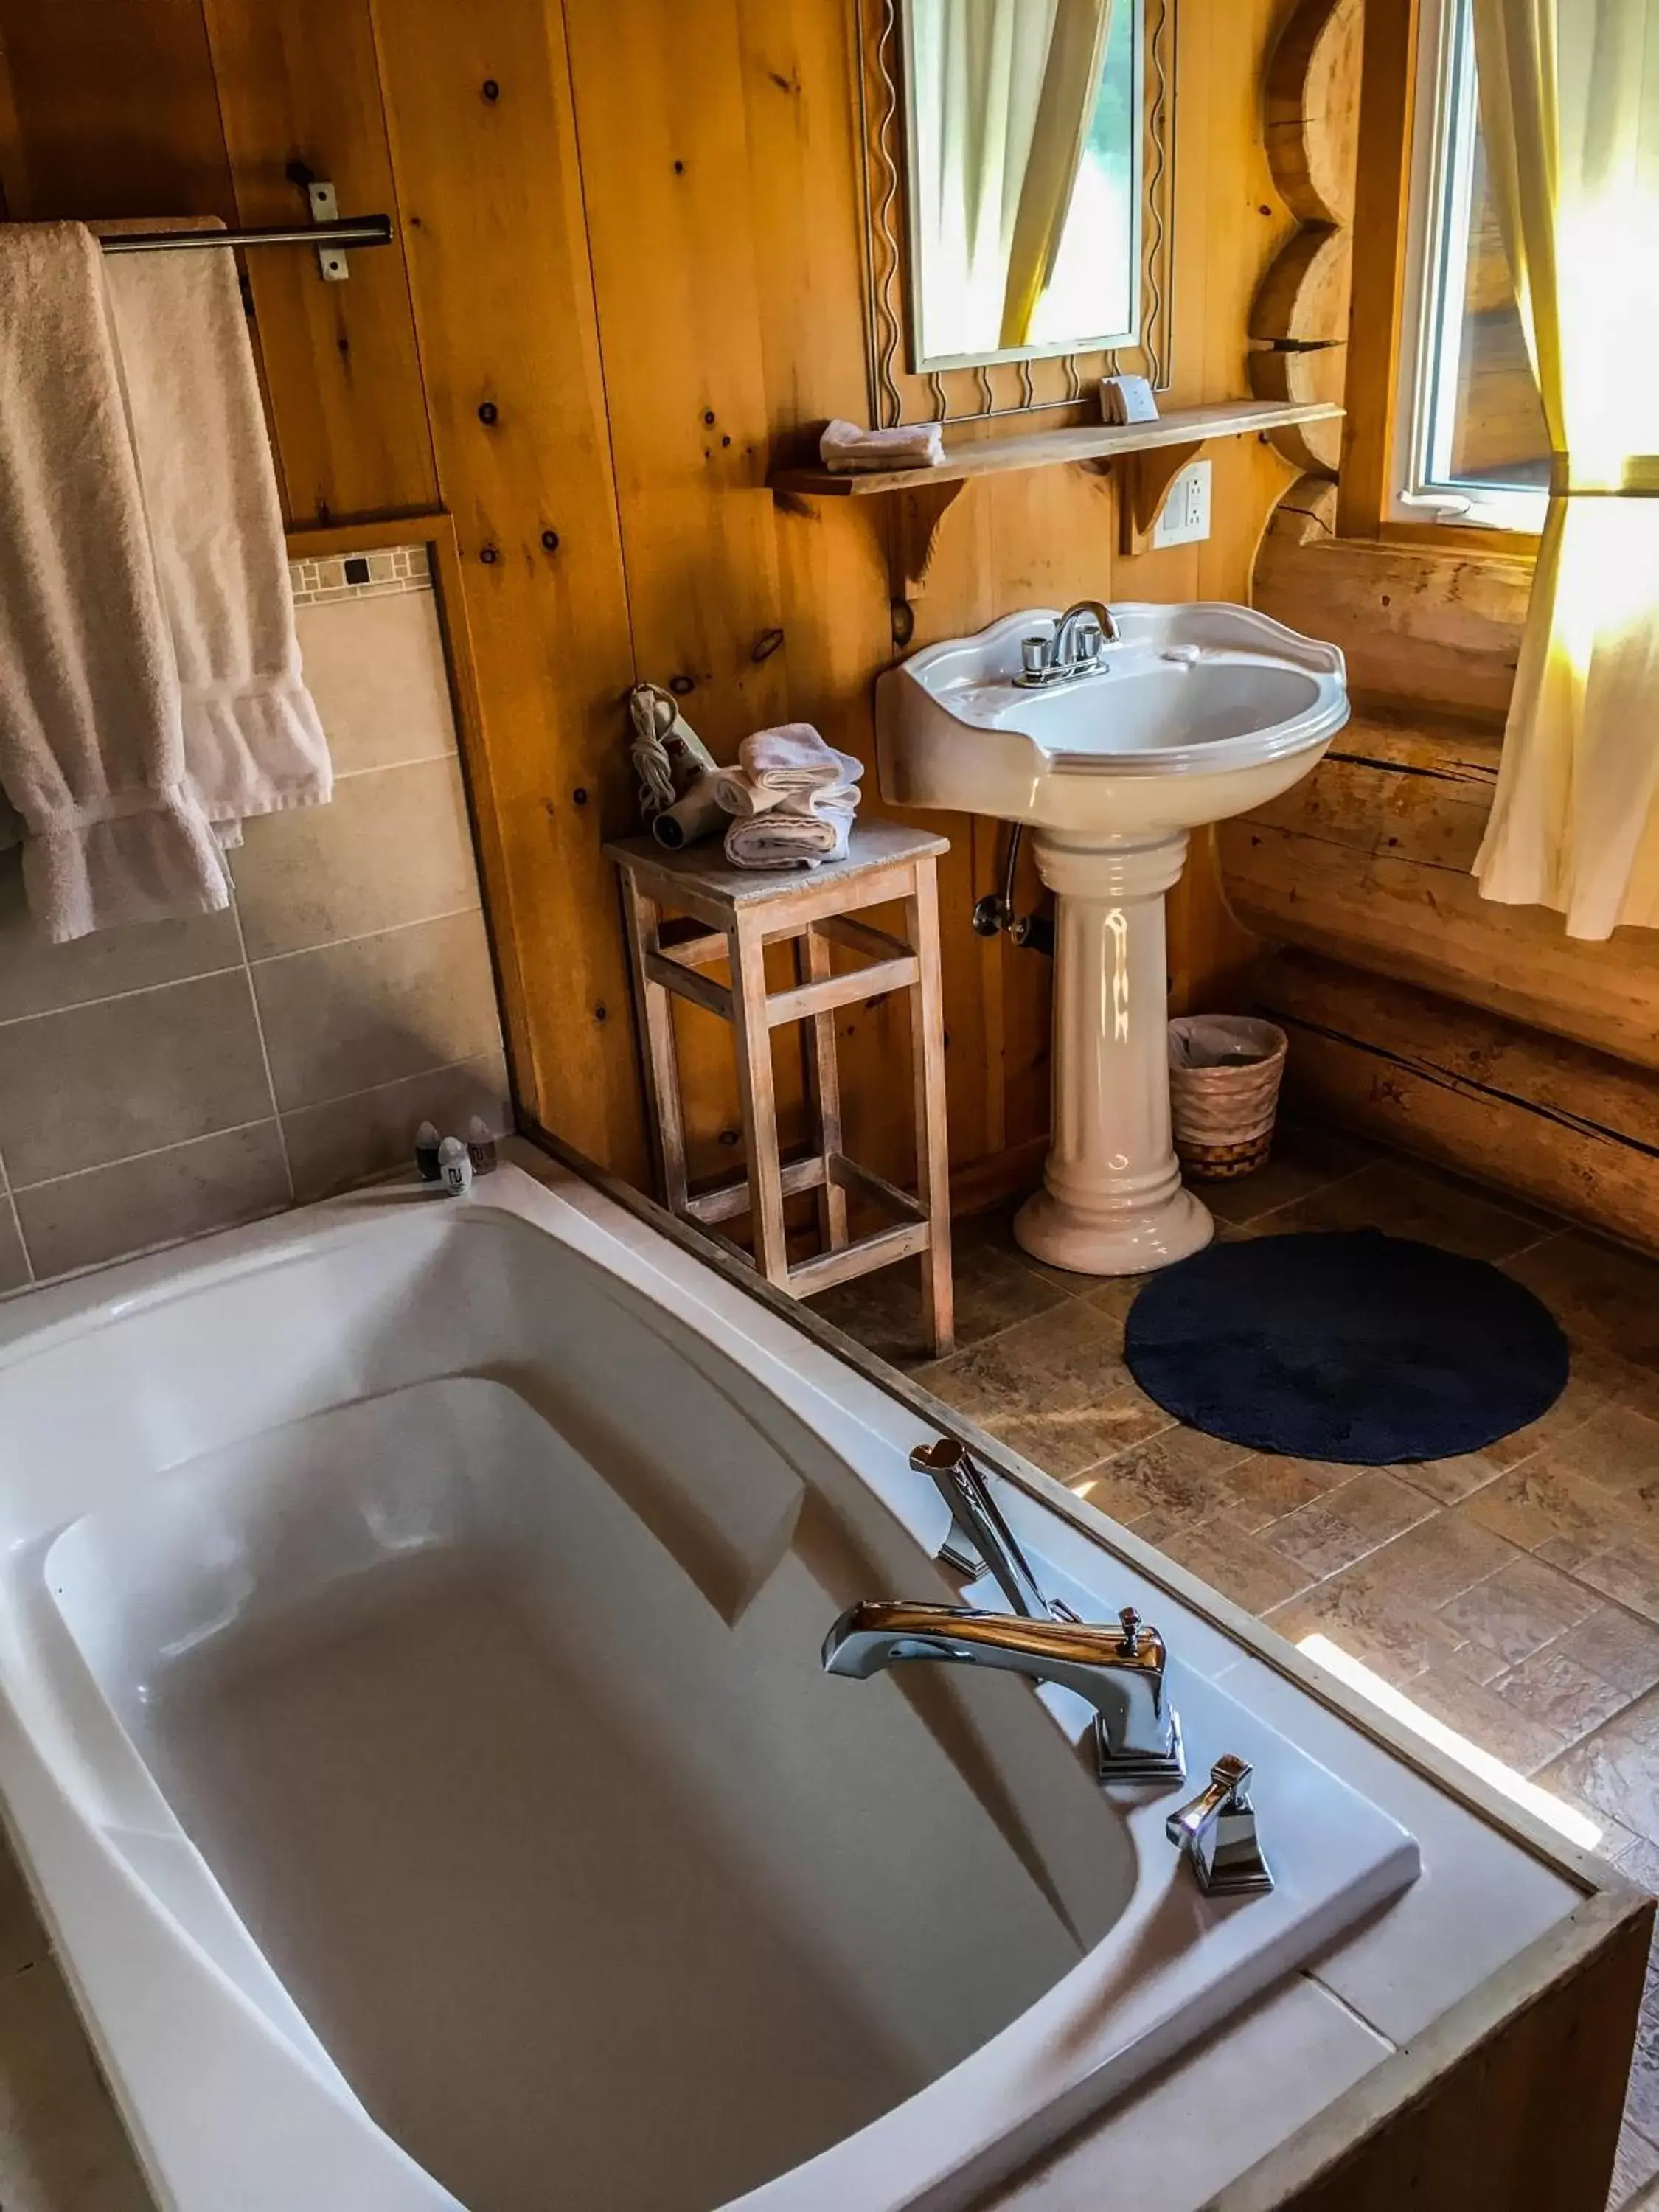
[1388,0,1549,535]
[1337,0,1542,556]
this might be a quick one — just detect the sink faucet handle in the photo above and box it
[1020,633,1051,679]
[1166,1753,1274,1896]
[1117,1605,1144,1654]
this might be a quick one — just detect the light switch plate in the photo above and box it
[1152,458,1213,548]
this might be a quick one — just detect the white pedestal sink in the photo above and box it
[875,605,1349,1276]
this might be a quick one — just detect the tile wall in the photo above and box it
[0,547,511,1294]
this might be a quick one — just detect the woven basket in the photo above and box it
[1167,1016,1288,1181]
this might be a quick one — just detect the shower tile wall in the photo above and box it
[0,548,510,1293]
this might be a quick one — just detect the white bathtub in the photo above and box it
[0,1158,1419,2212]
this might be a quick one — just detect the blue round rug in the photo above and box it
[1122,1228,1568,1464]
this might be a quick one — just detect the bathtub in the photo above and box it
[0,1157,1419,2212]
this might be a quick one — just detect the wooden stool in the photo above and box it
[608,820,954,1355]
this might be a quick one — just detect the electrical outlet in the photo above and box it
[1152,458,1213,549]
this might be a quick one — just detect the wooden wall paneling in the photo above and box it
[1220,718,1659,1071]
[1253,483,1531,720]
[0,0,236,225]
[0,0,291,516]
[560,0,824,1197]
[0,24,23,217]
[199,0,439,526]
[736,0,942,1205]
[370,0,647,1177]
[1256,948,1659,1256]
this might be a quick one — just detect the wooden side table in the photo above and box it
[608,819,955,1355]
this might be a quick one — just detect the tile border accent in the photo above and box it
[289,541,432,606]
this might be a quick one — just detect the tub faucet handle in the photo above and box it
[1166,1753,1273,1896]
[910,1438,1049,1619]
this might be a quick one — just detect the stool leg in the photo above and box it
[731,914,790,1285]
[619,874,689,1216]
[798,926,849,1254]
[905,863,955,1356]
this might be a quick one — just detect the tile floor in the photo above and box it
[812,1123,1659,2210]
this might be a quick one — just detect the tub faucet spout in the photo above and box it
[822,1599,1185,1784]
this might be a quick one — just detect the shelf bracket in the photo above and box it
[1119,439,1204,557]
[891,478,968,605]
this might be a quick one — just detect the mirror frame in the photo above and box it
[852,0,1176,427]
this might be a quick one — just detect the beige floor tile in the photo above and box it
[1573,1610,1659,1700]
[1355,1508,1520,1610]
[1436,1554,1602,1677]
[1405,1649,1570,1775]
[1141,1515,1315,1616]
[1211,1453,1354,1534]
[1267,1568,1467,1687]
[1256,1158,1548,1262]
[1196,1121,1377,1226]
[1620,1950,1659,2152]
[1565,1537,1659,1627]
[1393,1447,1519,1507]
[1609,2114,1659,2210]
[817,1236,1068,1371]
[1619,1835,1659,1893]
[1256,1470,1437,1582]
[1506,1234,1659,1372]
[914,1301,1168,1478]
[1540,1689,1659,1844]
[0,1959,152,2211]
[1065,1427,1253,1530]
[1495,1644,1633,1746]
[1464,1455,1638,1565]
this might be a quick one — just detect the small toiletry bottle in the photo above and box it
[415,1120,443,1183]
[467,1116,498,1177]
[438,1135,473,1197]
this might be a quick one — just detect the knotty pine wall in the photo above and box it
[0,0,1298,1210]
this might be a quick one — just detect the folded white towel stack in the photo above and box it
[0,218,330,942]
[712,723,864,871]
[819,417,946,474]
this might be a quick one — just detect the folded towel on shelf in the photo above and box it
[724,806,853,870]
[710,722,863,816]
[819,417,945,474]
[713,721,863,870]
[0,219,329,942]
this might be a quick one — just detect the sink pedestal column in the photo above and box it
[1015,829,1214,1276]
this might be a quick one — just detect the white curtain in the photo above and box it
[908,0,1110,358]
[1472,0,1659,937]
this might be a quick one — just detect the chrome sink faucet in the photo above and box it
[824,1439,1185,1784]
[1016,599,1121,688]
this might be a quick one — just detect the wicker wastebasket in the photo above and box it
[1167,1015,1288,1181]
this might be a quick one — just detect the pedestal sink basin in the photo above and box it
[875,604,1349,1275]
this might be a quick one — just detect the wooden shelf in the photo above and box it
[768,397,1344,498]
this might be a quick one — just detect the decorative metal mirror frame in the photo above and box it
[852,0,1177,429]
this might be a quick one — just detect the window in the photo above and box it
[1392,0,1551,532]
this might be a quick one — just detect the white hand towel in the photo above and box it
[712,723,864,815]
[723,804,854,870]
[98,219,330,837]
[0,222,229,941]
[820,418,946,474]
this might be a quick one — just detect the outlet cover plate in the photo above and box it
[1152,458,1213,549]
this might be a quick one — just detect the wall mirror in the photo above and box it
[856,0,1175,425]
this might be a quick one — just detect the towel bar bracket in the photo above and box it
[307,181,350,283]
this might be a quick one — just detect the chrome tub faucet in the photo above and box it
[823,1439,1186,1785]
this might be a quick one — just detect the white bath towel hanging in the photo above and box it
[0,219,330,942]
[97,218,330,841]
[0,222,228,941]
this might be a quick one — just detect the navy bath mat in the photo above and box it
[1123,1228,1568,1464]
